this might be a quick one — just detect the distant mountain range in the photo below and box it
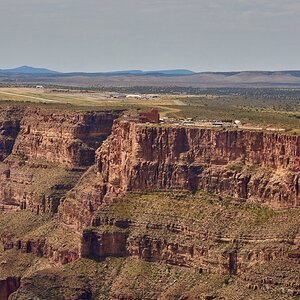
[1,66,300,78]
[0,66,196,76]
[0,66,61,74]
[1,66,300,87]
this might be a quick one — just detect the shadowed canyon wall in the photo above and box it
[0,106,120,213]
[0,107,22,162]
[0,277,20,300]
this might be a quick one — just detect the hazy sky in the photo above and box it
[0,0,300,72]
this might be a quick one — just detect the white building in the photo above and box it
[126,94,142,99]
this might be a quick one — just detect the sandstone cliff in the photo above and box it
[12,107,119,166]
[0,107,23,162]
[61,121,299,231]
[0,108,299,299]
[0,107,120,214]
[0,277,20,300]
[79,191,300,276]
[97,122,299,208]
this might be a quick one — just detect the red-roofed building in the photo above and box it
[139,109,159,123]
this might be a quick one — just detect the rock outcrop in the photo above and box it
[2,236,79,265]
[0,162,83,214]
[12,108,119,166]
[0,107,23,162]
[0,277,21,300]
[0,107,120,213]
[80,228,128,258]
[0,107,299,299]
[62,121,299,230]
[97,122,299,208]
[77,191,300,276]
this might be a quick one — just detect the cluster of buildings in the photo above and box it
[125,108,243,129]
[160,117,242,128]
[212,120,241,127]
[108,94,159,100]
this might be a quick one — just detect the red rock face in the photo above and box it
[1,235,79,266]
[62,184,108,231]
[0,108,121,214]
[197,168,299,208]
[0,164,37,213]
[81,209,300,276]
[96,122,299,209]
[0,107,22,162]
[0,162,81,215]
[126,234,294,275]
[12,108,119,166]
[61,121,299,231]
[100,122,299,168]
[80,229,127,258]
[0,277,20,300]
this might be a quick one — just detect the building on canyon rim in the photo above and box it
[139,108,159,123]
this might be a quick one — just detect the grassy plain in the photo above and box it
[0,87,299,131]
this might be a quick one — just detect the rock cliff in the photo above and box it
[62,121,299,230]
[12,107,118,166]
[0,108,299,299]
[97,122,299,208]
[0,107,23,162]
[0,107,120,213]
[0,277,20,300]
[78,191,299,277]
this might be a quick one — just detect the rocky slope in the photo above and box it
[0,212,80,267]
[2,198,299,299]
[81,191,300,275]
[0,108,299,299]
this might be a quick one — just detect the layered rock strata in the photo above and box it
[79,198,300,276]
[0,162,82,214]
[0,107,23,162]
[62,121,299,230]
[0,108,299,298]
[80,228,128,258]
[97,122,299,205]
[12,108,119,166]
[1,236,79,265]
[0,107,120,213]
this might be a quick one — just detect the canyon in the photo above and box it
[62,121,299,230]
[0,105,299,299]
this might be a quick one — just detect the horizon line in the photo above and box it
[1,65,300,74]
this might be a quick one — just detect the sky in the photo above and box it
[0,0,300,72]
